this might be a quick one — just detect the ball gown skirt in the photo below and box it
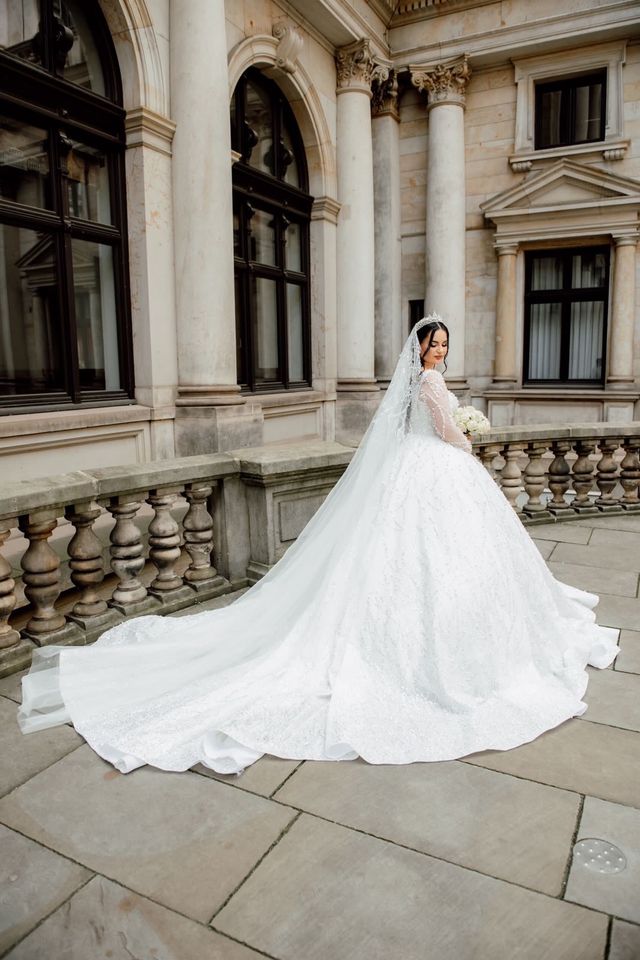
[18,406,619,776]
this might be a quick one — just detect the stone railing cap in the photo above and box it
[0,471,99,521]
[228,440,355,477]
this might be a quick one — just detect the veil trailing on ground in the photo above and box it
[17,317,441,753]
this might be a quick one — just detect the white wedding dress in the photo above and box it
[18,318,619,774]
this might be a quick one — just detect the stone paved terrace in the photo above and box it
[0,514,639,960]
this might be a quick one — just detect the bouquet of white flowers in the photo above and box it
[453,405,491,438]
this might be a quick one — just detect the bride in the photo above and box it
[18,315,619,775]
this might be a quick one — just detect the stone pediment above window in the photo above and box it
[481,159,640,245]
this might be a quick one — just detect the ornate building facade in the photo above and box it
[1,0,639,478]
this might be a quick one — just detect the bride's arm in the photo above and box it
[419,370,472,452]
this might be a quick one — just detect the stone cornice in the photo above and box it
[125,107,176,156]
[311,196,342,224]
[410,54,471,108]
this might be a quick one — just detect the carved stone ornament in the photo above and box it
[273,22,304,74]
[371,68,399,119]
[411,55,471,109]
[336,39,377,93]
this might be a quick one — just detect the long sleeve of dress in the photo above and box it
[419,369,472,452]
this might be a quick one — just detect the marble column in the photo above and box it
[334,39,381,443]
[608,235,638,387]
[412,56,471,384]
[493,243,518,385]
[171,0,258,453]
[372,70,403,386]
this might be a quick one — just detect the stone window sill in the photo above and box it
[509,140,629,172]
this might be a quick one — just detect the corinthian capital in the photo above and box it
[336,39,377,94]
[371,68,399,120]
[411,55,471,109]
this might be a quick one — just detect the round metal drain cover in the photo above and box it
[572,838,626,874]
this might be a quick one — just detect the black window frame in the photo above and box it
[0,0,134,413]
[523,246,610,387]
[534,70,607,151]
[231,68,313,394]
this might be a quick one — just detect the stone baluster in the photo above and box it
[19,511,73,644]
[107,497,154,615]
[547,440,574,515]
[522,441,551,521]
[0,525,21,652]
[478,443,501,483]
[147,487,184,596]
[619,438,640,511]
[571,440,598,515]
[66,502,111,627]
[183,483,219,590]
[595,439,622,512]
[500,443,524,512]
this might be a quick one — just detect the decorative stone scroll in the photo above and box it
[410,55,471,109]
[273,22,304,75]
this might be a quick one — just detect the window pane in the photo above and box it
[0,116,51,209]
[71,239,120,390]
[252,277,278,381]
[571,251,606,289]
[248,208,276,265]
[538,88,563,149]
[282,119,300,187]
[60,0,106,97]
[528,303,561,379]
[0,0,43,67]
[284,220,301,271]
[569,301,603,380]
[62,136,112,224]
[0,223,64,395]
[530,256,563,291]
[574,80,603,143]
[244,80,274,176]
[287,284,304,381]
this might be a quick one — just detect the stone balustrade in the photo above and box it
[473,423,640,521]
[0,427,638,677]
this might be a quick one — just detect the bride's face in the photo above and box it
[421,330,448,369]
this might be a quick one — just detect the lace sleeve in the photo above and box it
[419,370,472,452]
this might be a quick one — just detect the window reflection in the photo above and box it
[287,284,304,381]
[244,80,275,176]
[71,239,119,391]
[248,208,276,265]
[62,135,111,224]
[284,220,301,272]
[0,223,64,396]
[253,277,278,381]
[0,116,50,209]
[60,0,106,96]
[0,0,43,67]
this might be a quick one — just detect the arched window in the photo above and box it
[0,0,133,410]
[231,69,312,391]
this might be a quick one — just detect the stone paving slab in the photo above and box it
[193,756,302,798]
[214,813,608,960]
[4,875,264,960]
[609,919,640,960]
[582,668,640,733]
[548,560,639,598]
[464,718,640,808]
[531,537,556,559]
[0,696,82,798]
[0,745,296,924]
[0,670,25,704]
[574,515,640,534]
[552,539,640,574]
[565,797,640,924]
[616,629,640,674]
[273,758,579,896]
[595,594,640,631]
[529,523,592,544]
[0,824,91,955]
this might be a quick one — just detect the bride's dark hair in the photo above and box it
[417,319,449,372]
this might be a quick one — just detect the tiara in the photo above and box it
[413,312,445,332]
